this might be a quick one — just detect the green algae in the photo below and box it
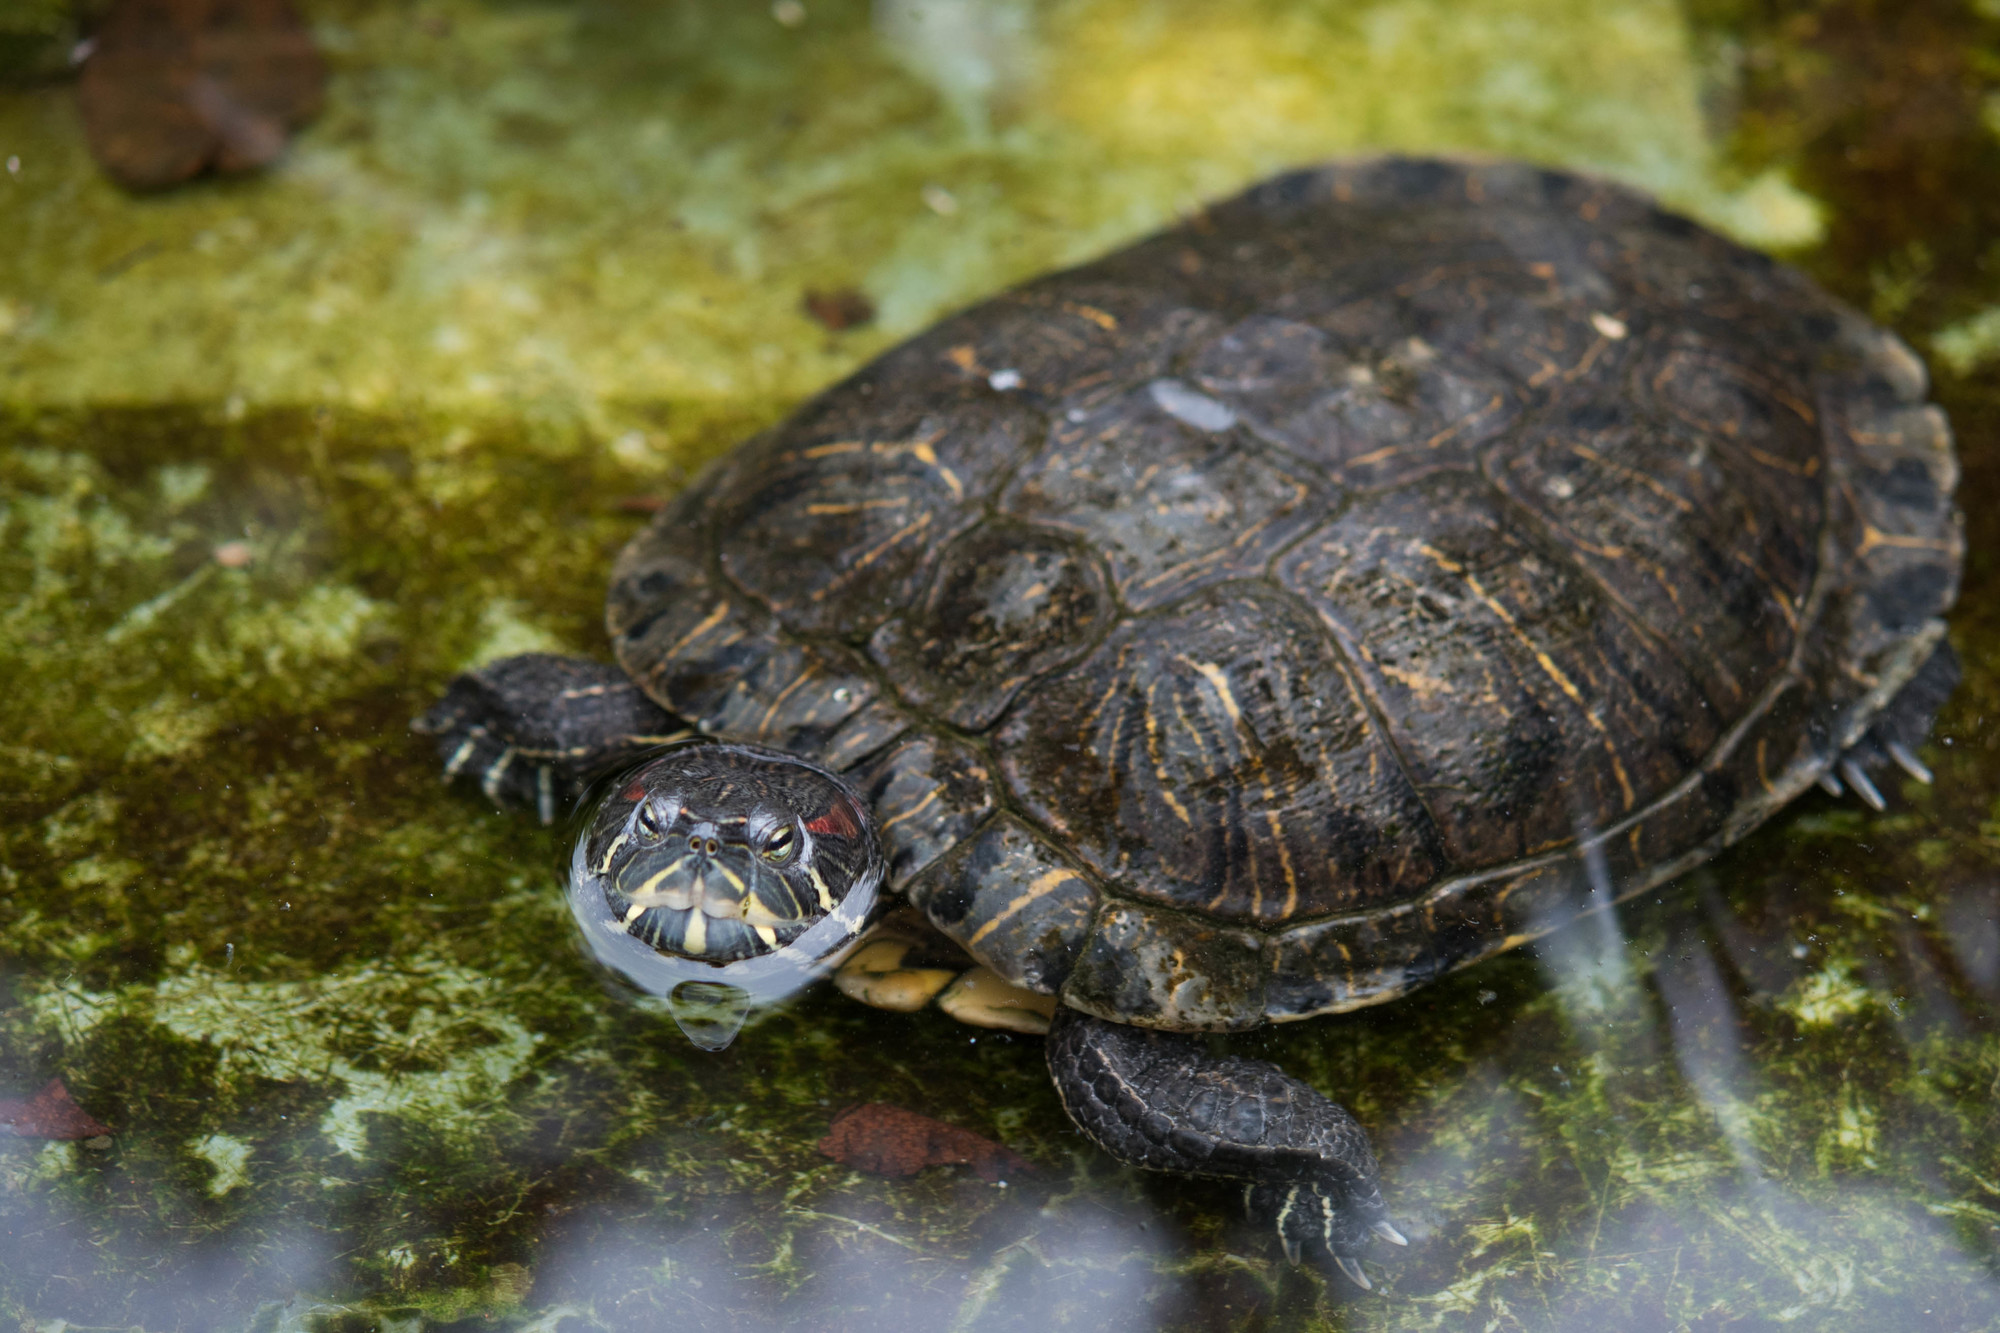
[1,0,1816,424]
[1,0,1999,1329]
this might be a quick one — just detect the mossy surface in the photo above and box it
[1,0,1998,1329]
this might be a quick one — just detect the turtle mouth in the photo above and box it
[604,841,815,962]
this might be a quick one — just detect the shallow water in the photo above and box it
[2,0,1999,1328]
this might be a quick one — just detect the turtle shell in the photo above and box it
[606,157,1962,1031]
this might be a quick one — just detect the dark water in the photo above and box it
[3,1,1999,1329]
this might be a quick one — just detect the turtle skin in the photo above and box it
[418,157,1962,1288]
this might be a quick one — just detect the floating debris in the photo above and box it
[76,0,326,191]
[803,287,877,331]
[212,539,253,568]
[0,1079,112,1142]
[817,1102,1029,1183]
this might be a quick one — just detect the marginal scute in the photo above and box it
[816,696,910,772]
[607,524,872,757]
[1061,898,1266,1031]
[852,732,998,890]
[868,522,1113,730]
[905,814,1099,995]
[997,585,1443,923]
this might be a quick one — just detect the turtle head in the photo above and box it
[566,743,886,1050]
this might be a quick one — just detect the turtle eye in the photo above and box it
[760,823,797,864]
[634,802,665,843]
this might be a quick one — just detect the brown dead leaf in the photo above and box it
[0,1079,113,1141]
[77,0,326,190]
[802,288,877,332]
[817,1102,1029,1183]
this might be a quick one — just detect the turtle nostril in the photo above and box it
[705,838,720,854]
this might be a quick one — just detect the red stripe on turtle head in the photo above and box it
[620,779,648,803]
[805,796,860,840]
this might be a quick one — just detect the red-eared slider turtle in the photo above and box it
[415,157,1962,1288]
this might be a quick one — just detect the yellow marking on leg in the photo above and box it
[444,738,477,777]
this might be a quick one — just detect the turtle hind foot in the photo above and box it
[1246,1181,1407,1288]
[1821,641,1960,811]
[1044,1008,1402,1290]
[412,653,691,824]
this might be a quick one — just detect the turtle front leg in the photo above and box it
[833,909,1058,1033]
[412,653,692,823]
[1046,1008,1405,1289]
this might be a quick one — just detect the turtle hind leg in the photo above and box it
[1824,641,1961,810]
[1045,1007,1403,1288]
[412,653,691,823]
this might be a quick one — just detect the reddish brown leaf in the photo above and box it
[0,1080,113,1141]
[77,0,326,190]
[802,288,877,332]
[612,495,667,514]
[817,1102,1029,1183]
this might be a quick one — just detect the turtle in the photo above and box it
[414,156,1962,1289]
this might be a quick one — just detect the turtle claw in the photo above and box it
[1839,758,1886,812]
[1372,1220,1409,1247]
[1332,1254,1372,1290]
[1887,741,1934,785]
[1283,1236,1303,1266]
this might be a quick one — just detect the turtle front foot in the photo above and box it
[1045,1007,1402,1290]
[412,653,690,824]
[834,911,1058,1033]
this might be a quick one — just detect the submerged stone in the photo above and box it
[75,0,325,190]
